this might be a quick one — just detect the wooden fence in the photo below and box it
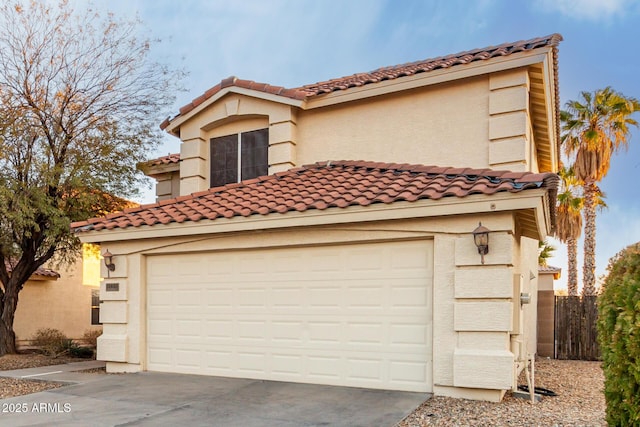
[554,295,600,360]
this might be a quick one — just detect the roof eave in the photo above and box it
[141,162,180,179]
[75,189,550,244]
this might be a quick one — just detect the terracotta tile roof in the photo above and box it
[32,267,60,279]
[5,262,60,280]
[161,34,562,130]
[299,34,562,96]
[145,153,180,167]
[72,160,558,233]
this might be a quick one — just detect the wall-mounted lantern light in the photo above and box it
[472,222,490,264]
[102,249,115,276]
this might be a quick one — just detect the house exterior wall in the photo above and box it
[296,77,492,168]
[14,258,101,343]
[537,271,557,358]
[96,211,530,401]
[177,95,296,195]
[116,47,557,400]
[155,172,180,201]
[171,69,533,196]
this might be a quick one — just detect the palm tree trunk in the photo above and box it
[567,237,579,296]
[582,182,597,296]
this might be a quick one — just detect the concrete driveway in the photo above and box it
[0,368,429,426]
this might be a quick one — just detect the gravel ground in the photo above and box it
[398,358,606,427]
[0,353,79,371]
[0,353,84,399]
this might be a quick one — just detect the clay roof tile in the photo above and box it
[161,34,562,131]
[72,161,558,234]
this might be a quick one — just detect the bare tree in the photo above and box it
[0,1,182,355]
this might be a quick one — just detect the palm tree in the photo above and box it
[555,167,583,296]
[538,240,556,267]
[561,87,639,295]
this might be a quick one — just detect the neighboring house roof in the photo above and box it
[539,264,561,279]
[5,262,60,280]
[72,160,558,233]
[146,153,181,167]
[30,267,61,280]
[160,34,562,131]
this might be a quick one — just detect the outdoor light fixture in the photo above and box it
[103,249,115,274]
[472,222,490,264]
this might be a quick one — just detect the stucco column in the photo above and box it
[488,69,531,172]
[96,249,129,365]
[268,107,297,174]
[179,137,208,196]
[450,230,516,401]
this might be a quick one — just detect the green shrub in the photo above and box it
[29,328,69,356]
[598,242,640,426]
[68,344,94,359]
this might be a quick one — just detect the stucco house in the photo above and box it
[12,246,102,345]
[72,34,561,401]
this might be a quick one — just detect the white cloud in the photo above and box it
[535,0,636,21]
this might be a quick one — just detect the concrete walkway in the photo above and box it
[0,365,429,426]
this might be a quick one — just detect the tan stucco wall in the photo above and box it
[521,237,539,357]
[537,271,557,358]
[14,258,101,343]
[177,95,296,195]
[537,290,555,358]
[155,172,181,201]
[169,68,534,196]
[93,210,534,401]
[538,271,555,291]
[296,77,491,168]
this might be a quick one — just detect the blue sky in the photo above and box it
[89,0,639,291]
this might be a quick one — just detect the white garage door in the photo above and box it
[146,239,433,392]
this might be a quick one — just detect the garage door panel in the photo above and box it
[236,288,267,308]
[272,287,305,307]
[205,288,234,307]
[237,351,267,373]
[237,320,267,342]
[308,286,342,308]
[390,323,430,346]
[271,321,304,343]
[391,284,430,308]
[147,240,433,392]
[176,289,202,307]
[175,319,201,337]
[175,348,201,369]
[308,321,342,344]
[205,320,233,340]
[148,289,173,308]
